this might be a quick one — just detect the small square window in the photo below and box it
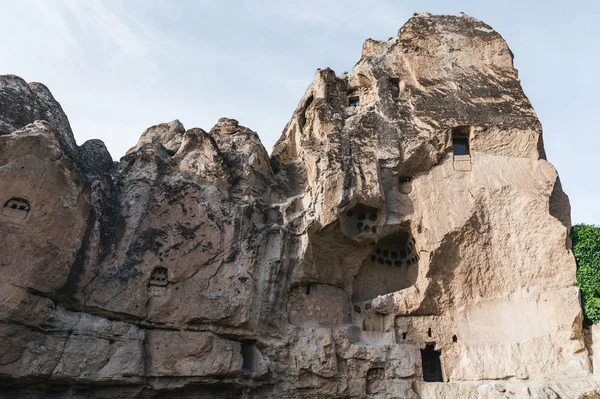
[453,137,469,156]
[348,96,360,107]
[389,77,400,99]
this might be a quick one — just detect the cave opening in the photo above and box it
[348,95,360,107]
[421,344,443,382]
[241,341,257,373]
[452,126,471,156]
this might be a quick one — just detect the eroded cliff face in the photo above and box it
[0,13,598,399]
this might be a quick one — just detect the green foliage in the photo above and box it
[572,224,600,323]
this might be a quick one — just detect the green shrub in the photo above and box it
[572,224,600,323]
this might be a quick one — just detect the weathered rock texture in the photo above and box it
[1,13,599,399]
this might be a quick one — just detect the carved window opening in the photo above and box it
[389,77,400,100]
[148,267,169,296]
[398,176,413,194]
[452,335,458,343]
[241,341,258,373]
[452,126,471,156]
[348,94,360,107]
[402,332,407,340]
[427,327,432,337]
[306,284,311,295]
[421,344,443,382]
[3,198,30,220]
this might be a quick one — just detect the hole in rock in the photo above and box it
[421,344,443,382]
[348,95,360,107]
[371,226,377,233]
[241,341,258,373]
[427,328,432,337]
[149,267,168,286]
[148,267,169,296]
[452,126,471,156]
[352,231,419,302]
[402,332,407,340]
[3,198,30,220]
[306,284,311,295]
[398,176,413,194]
[452,335,458,343]
[342,204,379,238]
[389,77,400,99]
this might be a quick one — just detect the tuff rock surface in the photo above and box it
[1,13,599,399]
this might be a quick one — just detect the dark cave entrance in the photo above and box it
[421,344,443,382]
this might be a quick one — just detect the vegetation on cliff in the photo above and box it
[572,224,600,323]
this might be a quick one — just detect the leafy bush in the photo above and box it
[572,224,600,323]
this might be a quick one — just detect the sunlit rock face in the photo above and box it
[1,13,598,399]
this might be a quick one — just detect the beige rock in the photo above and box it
[146,331,242,377]
[0,121,90,294]
[1,12,599,399]
[126,119,185,155]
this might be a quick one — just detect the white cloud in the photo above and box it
[1,0,599,224]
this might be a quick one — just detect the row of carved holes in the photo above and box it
[371,253,419,267]
[347,77,400,109]
[4,198,29,211]
[370,238,417,267]
[348,211,377,234]
[400,328,457,343]
[149,267,168,286]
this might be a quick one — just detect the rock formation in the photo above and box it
[1,12,599,399]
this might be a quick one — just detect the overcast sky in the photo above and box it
[1,0,598,225]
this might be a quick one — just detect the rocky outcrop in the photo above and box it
[1,13,598,399]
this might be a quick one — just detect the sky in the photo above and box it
[0,0,598,225]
